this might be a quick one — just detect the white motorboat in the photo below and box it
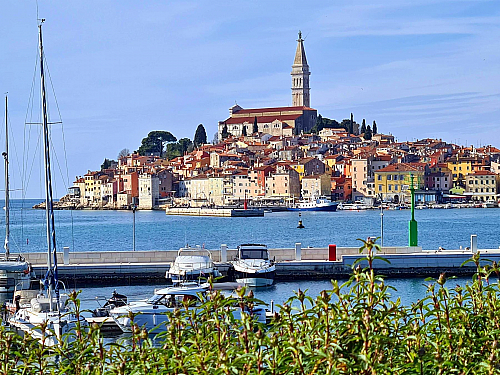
[166,246,221,283]
[232,244,275,287]
[288,197,338,211]
[110,282,267,333]
[483,200,498,208]
[0,95,33,304]
[9,21,87,346]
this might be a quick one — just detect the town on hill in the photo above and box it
[55,32,500,210]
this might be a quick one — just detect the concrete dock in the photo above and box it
[165,207,264,217]
[21,237,495,286]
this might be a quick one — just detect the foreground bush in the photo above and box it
[2,239,500,374]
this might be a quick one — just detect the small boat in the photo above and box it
[92,290,128,317]
[166,246,221,283]
[288,196,338,211]
[338,203,367,211]
[483,200,498,208]
[232,244,275,287]
[109,282,267,333]
[9,21,87,346]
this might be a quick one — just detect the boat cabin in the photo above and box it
[237,244,269,260]
[149,284,207,308]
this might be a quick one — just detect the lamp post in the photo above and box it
[379,194,384,247]
[132,201,137,251]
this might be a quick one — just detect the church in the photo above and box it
[218,32,317,140]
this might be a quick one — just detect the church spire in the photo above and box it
[291,30,310,107]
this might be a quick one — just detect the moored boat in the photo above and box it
[166,246,221,283]
[232,244,275,287]
[8,21,87,346]
[288,196,338,211]
[110,282,267,333]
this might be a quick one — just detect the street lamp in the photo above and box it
[379,193,384,247]
[132,201,137,252]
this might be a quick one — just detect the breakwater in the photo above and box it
[23,240,495,285]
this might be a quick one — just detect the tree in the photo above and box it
[242,125,247,137]
[118,148,130,159]
[138,131,176,157]
[194,124,207,148]
[253,116,258,134]
[221,123,229,139]
[178,138,193,155]
[101,158,112,170]
[365,125,372,140]
[373,120,378,135]
[349,113,354,134]
[361,119,366,134]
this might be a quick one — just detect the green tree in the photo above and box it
[178,138,193,155]
[349,113,354,134]
[194,124,207,148]
[253,116,258,134]
[365,125,372,140]
[138,131,176,157]
[100,158,112,170]
[242,125,247,136]
[361,119,366,134]
[373,120,378,134]
[221,123,229,139]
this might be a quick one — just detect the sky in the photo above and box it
[1,0,499,198]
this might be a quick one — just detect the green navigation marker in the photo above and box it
[409,174,418,246]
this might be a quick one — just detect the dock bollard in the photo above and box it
[221,244,228,263]
[328,244,337,261]
[63,246,70,265]
[295,243,302,261]
[471,235,477,253]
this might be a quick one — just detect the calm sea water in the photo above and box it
[2,199,500,253]
[1,199,497,310]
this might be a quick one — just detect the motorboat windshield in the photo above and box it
[238,244,269,260]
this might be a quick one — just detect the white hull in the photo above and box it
[236,277,274,287]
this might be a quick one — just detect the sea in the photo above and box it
[1,199,499,314]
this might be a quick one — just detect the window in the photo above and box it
[395,185,398,191]
[377,175,382,181]
[387,175,392,180]
[378,185,382,191]
[388,185,392,191]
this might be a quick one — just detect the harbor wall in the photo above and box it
[22,246,496,285]
[22,245,423,265]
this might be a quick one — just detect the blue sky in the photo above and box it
[1,0,499,198]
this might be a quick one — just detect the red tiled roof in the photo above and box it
[472,170,496,175]
[378,163,427,173]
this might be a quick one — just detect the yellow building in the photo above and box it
[446,156,473,187]
[375,163,427,202]
[301,174,331,199]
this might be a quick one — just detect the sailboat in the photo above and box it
[0,95,32,306]
[9,21,86,346]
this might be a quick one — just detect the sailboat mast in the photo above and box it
[3,95,9,260]
[39,22,59,311]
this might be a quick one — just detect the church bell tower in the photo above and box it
[291,31,310,107]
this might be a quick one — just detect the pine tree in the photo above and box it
[361,119,366,134]
[253,116,258,134]
[194,124,207,148]
[373,120,378,135]
[365,125,372,140]
[349,113,354,134]
[242,125,247,136]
